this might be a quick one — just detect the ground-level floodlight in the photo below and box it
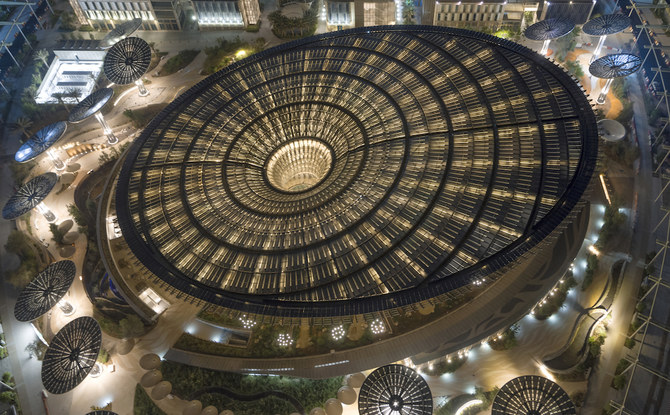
[2,172,59,222]
[104,37,152,97]
[100,17,143,49]
[525,17,575,56]
[15,121,67,170]
[583,14,631,63]
[68,88,117,145]
[589,53,642,104]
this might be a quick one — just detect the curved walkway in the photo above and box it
[543,259,625,372]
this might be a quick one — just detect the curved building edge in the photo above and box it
[162,202,590,378]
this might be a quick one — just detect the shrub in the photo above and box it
[134,384,166,415]
[582,254,599,291]
[158,50,200,76]
[612,374,627,390]
[624,338,636,349]
[4,230,40,288]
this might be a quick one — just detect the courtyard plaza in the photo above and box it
[0,18,656,415]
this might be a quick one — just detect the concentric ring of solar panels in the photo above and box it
[358,364,433,415]
[14,121,67,163]
[589,53,642,79]
[101,17,142,49]
[2,172,58,220]
[14,260,76,322]
[116,26,598,317]
[68,88,114,123]
[103,37,151,85]
[582,14,631,36]
[41,316,102,394]
[524,18,575,41]
[492,375,576,415]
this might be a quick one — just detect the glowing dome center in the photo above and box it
[265,139,333,193]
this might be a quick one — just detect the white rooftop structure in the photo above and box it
[35,40,105,105]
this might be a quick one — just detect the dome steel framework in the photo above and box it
[115,26,598,318]
[103,37,151,96]
[14,260,76,322]
[41,316,102,394]
[358,364,432,415]
[582,14,630,36]
[101,17,142,49]
[491,375,576,415]
[14,121,67,164]
[68,88,117,145]
[2,172,58,221]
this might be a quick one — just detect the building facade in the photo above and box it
[425,0,539,30]
[539,0,596,25]
[193,0,260,29]
[325,0,397,30]
[69,0,260,31]
[35,40,105,104]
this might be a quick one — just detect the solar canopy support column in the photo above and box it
[57,298,75,315]
[94,112,118,145]
[597,78,614,104]
[35,201,56,222]
[135,78,149,96]
[540,39,551,56]
[46,148,64,170]
[592,35,606,63]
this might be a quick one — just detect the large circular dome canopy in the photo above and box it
[2,173,58,220]
[358,364,432,415]
[116,26,598,317]
[14,260,76,322]
[103,37,151,85]
[69,88,114,123]
[15,121,67,163]
[492,375,576,415]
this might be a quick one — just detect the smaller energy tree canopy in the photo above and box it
[525,17,575,41]
[15,121,67,163]
[103,37,151,85]
[492,375,576,415]
[589,53,642,79]
[583,14,631,36]
[41,316,102,394]
[2,173,58,220]
[100,17,143,49]
[14,260,77,322]
[68,88,114,123]
[358,364,433,415]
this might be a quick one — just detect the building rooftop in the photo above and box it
[115,26,598,318]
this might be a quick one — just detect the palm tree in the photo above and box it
[51,92,69,110]
[65,88,81,103]
[12,116,33,143]
[33,49,49,67]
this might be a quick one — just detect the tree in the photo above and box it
[12,116,33,142]
[65,88,81,103]
[51,92,69,110]
[25,339,47,360]
[49,223,65,245]
[119,315,146,338]
[33,48,49,66]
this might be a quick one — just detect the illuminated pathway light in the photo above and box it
[331,325,346,341]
